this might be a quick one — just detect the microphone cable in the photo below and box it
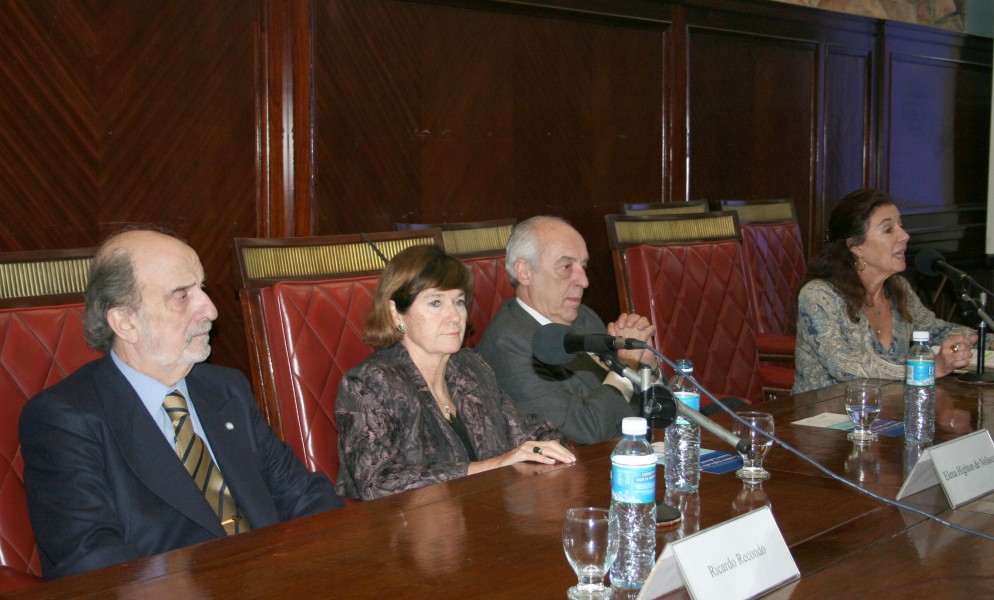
[646,346,994,543]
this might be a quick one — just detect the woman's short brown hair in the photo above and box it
[364,245,474,348]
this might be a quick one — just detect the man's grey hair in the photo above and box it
[83,225,181,352]
[505,215,570,287]
[83,245,142,352]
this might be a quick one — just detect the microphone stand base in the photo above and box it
[957,372,994,386]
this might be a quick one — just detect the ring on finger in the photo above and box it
[533,446,543,455]
[951,344,960,353]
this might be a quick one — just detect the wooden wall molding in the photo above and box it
[258,0,317,237]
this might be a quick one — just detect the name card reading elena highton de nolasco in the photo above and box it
[898,429,994,508]
[637,506,799,600]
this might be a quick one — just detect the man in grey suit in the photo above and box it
[19,227,343,579]
[477,216,656,444]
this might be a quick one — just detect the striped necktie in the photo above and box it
[163,391,249,535]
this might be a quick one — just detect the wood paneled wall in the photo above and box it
[1,0,990,374]
[0,0,259,371]
[312,0,667,318]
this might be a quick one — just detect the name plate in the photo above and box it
[897,429,994,507]
[637,506,799,600]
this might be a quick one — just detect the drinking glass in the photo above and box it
[562,507,619,600]
[732,411,775,482]
[845,381,882,443]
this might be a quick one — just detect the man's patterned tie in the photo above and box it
[162,390,248,535]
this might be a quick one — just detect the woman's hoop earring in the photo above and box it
[396,323,406,333]
[855,256,866,272]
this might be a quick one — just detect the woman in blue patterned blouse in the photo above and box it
[793,188,977,393]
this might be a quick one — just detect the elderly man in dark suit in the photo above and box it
[19,227,343,580]
[477,216,656,444]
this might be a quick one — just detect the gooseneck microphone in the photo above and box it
[915,248,971,282]
[612,363,750,455]
[531,323,749,455]
[915,248,994,294]
[915,248,994,330]
[532,322,647,366]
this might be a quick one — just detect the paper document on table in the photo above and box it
[793,412,904,437]
[792,413,851,429]
[653,443,742,474]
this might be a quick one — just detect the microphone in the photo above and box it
[533,323,750,454]
[532,323,647,366]
[615,364,750,455]
[915,248,974,284]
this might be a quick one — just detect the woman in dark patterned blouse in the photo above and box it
[335,245,574,500]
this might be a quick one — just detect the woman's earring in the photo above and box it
[854,256,866,272]
[396,323,406,333]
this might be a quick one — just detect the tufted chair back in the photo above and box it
[0,248,101,588]
[396,220,515,349]
[259,277,378,480]
[607,213,793,404]
[720,199,805,364]
[624,241,767,403]
[231,231,444,483]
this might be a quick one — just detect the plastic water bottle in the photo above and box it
[904,331,936,443]
[609,417,656,590]
[664,359,701,491]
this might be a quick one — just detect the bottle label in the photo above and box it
[673,391,700,426]
[906,358,935,386]
[611,457,656,504]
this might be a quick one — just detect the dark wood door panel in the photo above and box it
[0,1,99,250]
[688,28,817,250]
[313,0,667,320]
[0,0,260,372]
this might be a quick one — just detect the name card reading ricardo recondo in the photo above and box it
[898,429,994,508]
[636,506,799,600]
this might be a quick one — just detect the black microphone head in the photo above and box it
[915,248,945,277]
[532,323,578,365]
[643,384,677,430]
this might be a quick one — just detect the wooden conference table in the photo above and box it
[7,377,994,599]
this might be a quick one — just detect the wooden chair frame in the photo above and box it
[719,199,803,365]
[606,211,742,314]
[395,218,516,258]
[0,247,99,588]
[622,200,710,217]
[230,230,444,439]
[0,247,95,308]
[718,198,797,223]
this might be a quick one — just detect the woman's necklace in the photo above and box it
[417,358,456,420]
[435,386,455,421]
[864,299,891,335]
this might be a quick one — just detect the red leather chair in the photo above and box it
[720,199,806,365]
[230,231,444,486]
[0,248,102,590]
[396,219,515,348]
[606,213,793,405]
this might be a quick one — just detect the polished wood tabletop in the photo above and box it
[7,377,994,600]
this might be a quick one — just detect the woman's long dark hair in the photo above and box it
[800,188,911,324]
